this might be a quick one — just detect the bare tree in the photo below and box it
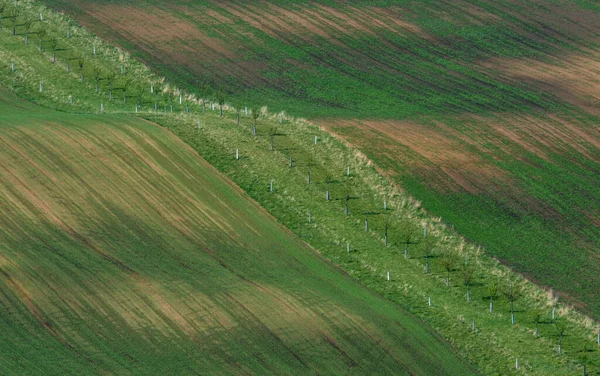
[6,7,19,36]
[554,319,567,355]
[135,85,144,110]
[383,217,390,245]
[531,310,542,337]
[488,281,498,313]
[251,107,259,136]
[234,102,242,126]
[268,127,277,151]
[306,154,314,185]
[461,266,474,302]
[23,19,33,44]
[77,57,85,82]
[122,78,133,105]
[215,89,226,118]
[423,236,435,274]
[503,282,521,324]
[37,27,46,52]
[400,224,414,259]
[49,37,58,62]
[197,82,209,113]
[343,181,352,216]
[153,82,163,111]
[578,343,589,376]
[440,253,458,287]
[92,67,102,93]
[106,72,116,100]
[324,171,332,201]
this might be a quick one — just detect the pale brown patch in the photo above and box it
[132,280,236,335]
[323,118,510,194]
[321,112,600,196]
[480,50,600,115]
[86,4,237,59]
[226,284,332,340]
[215,1,427,39]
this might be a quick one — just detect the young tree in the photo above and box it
[92,67,102,93]
[342,181,352,216]
[554,319,567,355]
[440,253,457,287]
[306,154,314,185]
[531,309,542,337]
[135,85,144,109]
[234,102,242,126]
[488,281,498,313]
[215,89,226,118]
[153,82,163,111]
[503,282,521,324]
[23,19,33,44]
[423,236,435,274]
[400,224,414,259]
[324,171,332,201]
[383,217,390,246]
[578,343,589,376]
[197,82,209,113]
[251,107,259,136]
[77,57,84,82]
[461,266,474,302]
[7,7,19,36]
[37,27,46,52]
[105,72,116,100]
[268,126,277,151]
[122,78,133,105]
[49,37,58,63]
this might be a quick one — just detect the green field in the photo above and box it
[40,0,600,318]
[1,1,600,374]
[0,88,480,374]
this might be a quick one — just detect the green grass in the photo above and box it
[37,0,600,321]
[1,1,599,374]
[0,87,479,375]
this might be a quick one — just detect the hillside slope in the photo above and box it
[0,88,477,375]
[41,0,600,316]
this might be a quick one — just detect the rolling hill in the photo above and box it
[2,0,600,373]
[41,0,600,318]
[0,88,477,374]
